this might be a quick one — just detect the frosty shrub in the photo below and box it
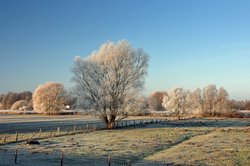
[33,82,65,114]
[10,100,29,110]
[72,40,149,129]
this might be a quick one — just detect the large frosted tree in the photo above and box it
[71,40,149,129]
[33,82,65,114]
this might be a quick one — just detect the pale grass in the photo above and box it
[8,127,211,161]
[1,118,249,165]
[0,131,72,144]
[145,127,250,165]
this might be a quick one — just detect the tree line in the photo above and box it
[0,40,249,128]
[146,87,250,116]
[0,91,32,110]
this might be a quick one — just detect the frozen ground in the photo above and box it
[0,118,249,166]
[0,114,98,134]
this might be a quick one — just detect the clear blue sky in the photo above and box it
[0,0,250,100]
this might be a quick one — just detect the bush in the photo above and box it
[10,100,29,110]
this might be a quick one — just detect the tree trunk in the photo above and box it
[106,120,116,129]
[106,114,117,129]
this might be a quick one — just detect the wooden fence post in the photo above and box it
[73,125,76,133]
[108,155,111,166]
[50,131,53,138]
[39,128,42,138]
[126,159,131,166]
[60,151,64,166]
[15,132,18,142]
[96,123,99,130]
[14,149,18,164]
[93,124,96,131]
[86,124,89,131]
[3,135,7,144]
[57,127,60,136]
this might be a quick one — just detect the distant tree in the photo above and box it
[245,101,250,110]
[162,88,193,119]
[33,82,65,114]
[19,91,32,102]
[0,91,32,110]
[193,84,229,116]
[215,87,229,113]
[0,94,6,110]
[0,94,3,103]
[71,40,149,129]
[147,91,166,111]
[1,92,20,109]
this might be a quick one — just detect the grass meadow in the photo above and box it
[0,117,249,165]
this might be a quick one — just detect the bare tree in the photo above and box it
[33,82,65,114]
[71,40,149,129]
[162,88,193,119]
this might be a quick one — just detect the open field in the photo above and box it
[0,114,96,124]
[0,114,97,134]
[0,117,249,165]
[0,114,156,134]
[0,114,164,145]
[146,127,250,165]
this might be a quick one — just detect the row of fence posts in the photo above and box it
[59,152,132,166]
[13,148,131,166]
[2,117,195,145]
[2,118,166,145]
[6,118,194,165]
[2,132,19,144]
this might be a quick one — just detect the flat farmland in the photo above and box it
[0,114,155,134]
[0,114,99,134]
[0,117,249,165]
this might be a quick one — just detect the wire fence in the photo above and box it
[0,117,195,165]
[0,118,164,145]
[0,148,170,166]
[0,117,194,145]
[81,156,169,166]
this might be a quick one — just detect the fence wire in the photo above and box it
[0,148,171,166]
